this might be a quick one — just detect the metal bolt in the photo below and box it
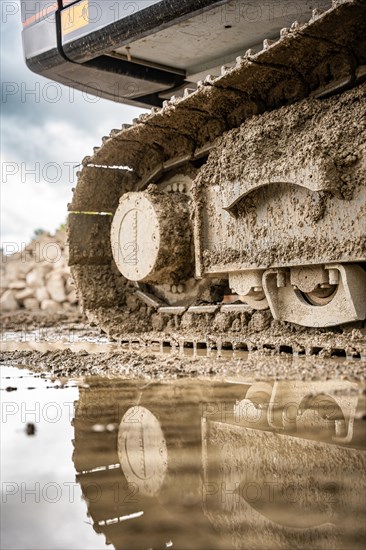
[171,285,177,293]
[172,183,178,192]
[177,284,185,294]
[253,286,262,292]
[178,183,185,193]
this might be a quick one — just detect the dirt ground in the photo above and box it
[1,310,365,382]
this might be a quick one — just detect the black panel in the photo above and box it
[84,55,185,87]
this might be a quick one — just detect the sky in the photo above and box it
[0,0,146,249]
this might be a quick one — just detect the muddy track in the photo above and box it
[67,1,366,354]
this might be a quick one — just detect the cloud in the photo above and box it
[0,2,146,246]
[1,119,89,245]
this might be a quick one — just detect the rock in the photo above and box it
[26,268,45,288]
[55,228,67,246]
[35,287,50,302]
[52,257,67,270]
[41,299,59,312]
[5,259,34,280]
[15,288,35,302]
[9,281,26,290]
[0,290,18,311]
[0,274,10,291]
[61,270,71,282]
[23,298,39,310]
[67,290,77,304]
[46,273,66,302]
[0,229,77,312]
[52,268,71,283]
[37,239,62,263]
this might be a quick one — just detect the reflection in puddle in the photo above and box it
[1,365,365,549]
[71,378,366,549]
[1,334,250,359]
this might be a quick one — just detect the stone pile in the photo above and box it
[0,229,78,312]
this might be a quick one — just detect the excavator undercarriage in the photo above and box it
[18,0,366,352]
[65,1,366,352]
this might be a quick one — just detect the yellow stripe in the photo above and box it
[22,2,58,27]
[62,0,89,36]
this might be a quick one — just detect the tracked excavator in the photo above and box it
[21,1,366,352]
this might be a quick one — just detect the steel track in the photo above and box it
[68,0,366,355]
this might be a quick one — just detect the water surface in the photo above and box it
[1,365,365,549]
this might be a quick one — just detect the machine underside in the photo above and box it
[67,1,366,353]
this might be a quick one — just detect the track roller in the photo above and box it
[263,264,366,327]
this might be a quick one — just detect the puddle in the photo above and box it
[1,332,250,359]
[1,365,365,549]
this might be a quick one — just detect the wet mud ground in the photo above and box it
[1,312,366,550]
[1,311,366,381]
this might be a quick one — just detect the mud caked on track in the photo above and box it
[68,1,366,349]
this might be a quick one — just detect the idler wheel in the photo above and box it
[111,190,193,284]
